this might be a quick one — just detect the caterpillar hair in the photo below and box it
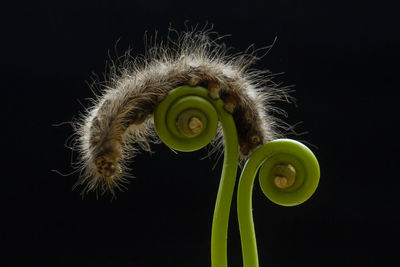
[72,27,293,197]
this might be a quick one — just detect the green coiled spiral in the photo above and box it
[154,87,219,152]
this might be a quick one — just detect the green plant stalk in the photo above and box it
[237,145,270,267]
[210,98,239,267]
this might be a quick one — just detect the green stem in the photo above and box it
[211,98,239,267]
[237,145,270,267]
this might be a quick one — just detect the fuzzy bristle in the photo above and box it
[72,27,292,196]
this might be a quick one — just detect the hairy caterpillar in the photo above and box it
[72,28,292,196]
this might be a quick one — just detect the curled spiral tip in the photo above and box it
[258,139,320,206]
[154,86,220,152]
[237,139,320,267]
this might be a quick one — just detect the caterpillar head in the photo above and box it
[94,154,120,179]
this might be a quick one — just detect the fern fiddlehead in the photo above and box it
[237,139,320,267]
[154,85,239,267]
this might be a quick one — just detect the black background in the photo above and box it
[2,1,398,266]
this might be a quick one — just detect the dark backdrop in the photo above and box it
[2,1,398,266]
